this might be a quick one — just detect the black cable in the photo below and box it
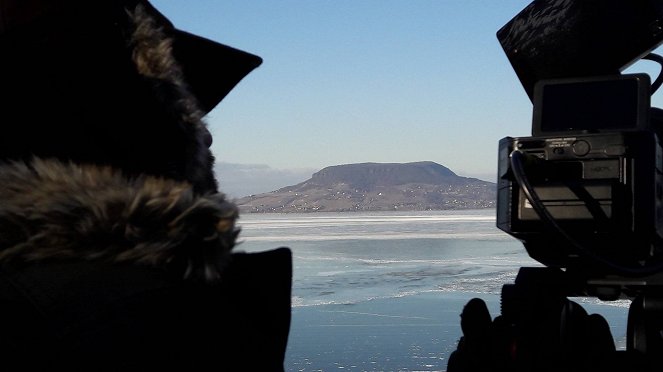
[642,53,663,95]
[510,149,663,276]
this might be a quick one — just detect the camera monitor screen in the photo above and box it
[532,74,650,136]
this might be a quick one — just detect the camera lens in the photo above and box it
[572,140,590,156]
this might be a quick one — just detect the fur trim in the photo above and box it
[0,158,238,283]
[128,4,217,194]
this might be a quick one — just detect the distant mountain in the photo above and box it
[235,161,496,213]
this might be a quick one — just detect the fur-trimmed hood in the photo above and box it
[0,2,245,194]
[0,158,238,282]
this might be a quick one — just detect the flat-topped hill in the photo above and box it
[235,161,495,213]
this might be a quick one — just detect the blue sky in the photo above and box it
[152,1,663,195]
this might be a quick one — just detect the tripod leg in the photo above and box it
[500,268,570,371]
[627,295,663,369]
[501,267,621,371]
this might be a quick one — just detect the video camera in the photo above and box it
[493,1,663,369]
[497,0,663,296]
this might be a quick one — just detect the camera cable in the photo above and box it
[643,53,663,95]
[510,149,663,276]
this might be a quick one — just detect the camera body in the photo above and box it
[497,131,663,270]
[495,0,663,279]
[493,72,663,371]
[488,2,663,368]
[497,72,663,274]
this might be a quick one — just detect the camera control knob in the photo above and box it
[572,140,590,156]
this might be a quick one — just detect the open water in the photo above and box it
[236,210,630,371]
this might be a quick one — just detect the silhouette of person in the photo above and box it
[447,298,493,372]
[0,0,291,370]
[447,296,631,372]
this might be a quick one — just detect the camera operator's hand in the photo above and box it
[447,297,618,372]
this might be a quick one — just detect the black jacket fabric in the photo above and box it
[0,159,292,370]
[0,248,292,371]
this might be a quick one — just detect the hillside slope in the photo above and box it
[235,161,495,213]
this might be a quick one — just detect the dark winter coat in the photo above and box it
[0,159,292,370]
[0,1,288,369]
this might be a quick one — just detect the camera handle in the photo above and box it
[500,267,663,371]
